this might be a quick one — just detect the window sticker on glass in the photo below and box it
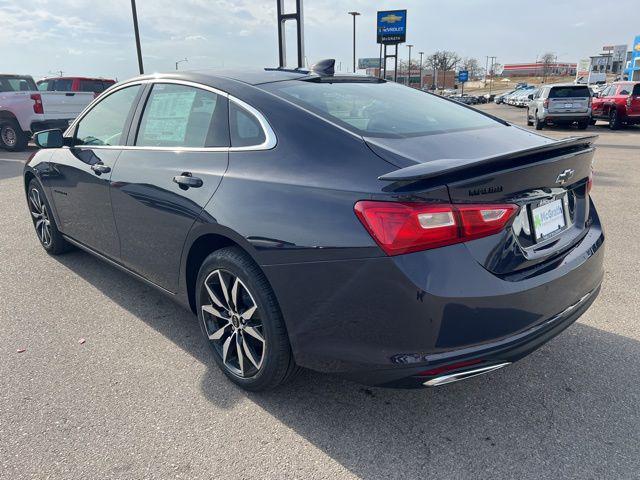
[141,87,196,144]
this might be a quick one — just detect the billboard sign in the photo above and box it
[377,10,407,44]
[458,70,469,83]
[358,57,382,69]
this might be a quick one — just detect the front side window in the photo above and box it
[75,85,141,146]
[263,80,499,138]
[633,84,640,96]
[136,83,229,148]
[618,84,631,96]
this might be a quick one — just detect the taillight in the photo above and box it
[627,96,633,108]
[588,96,592,108]
[587,170,594,195]
[354,201,519,256]
[30,94,44,114]
[543,99,549,109]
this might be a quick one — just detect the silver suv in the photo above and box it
[526,84,592,130]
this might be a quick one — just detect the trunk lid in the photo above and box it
[367,128,597,276]
[547,85,591,114]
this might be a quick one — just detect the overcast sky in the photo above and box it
[1,0,638,80]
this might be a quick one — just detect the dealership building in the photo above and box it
[502,62,577,77]
[624,35,640,81]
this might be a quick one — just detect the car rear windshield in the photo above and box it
[548,86,591,98]
[0,76,37,92]
[262,80,500,138]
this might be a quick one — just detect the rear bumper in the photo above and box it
[263,206,604,387]
[543,113,590,123]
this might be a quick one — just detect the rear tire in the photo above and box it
[27,178,72,255]
[196,247,299,391]
[535,113,544,130]
[577,120,589,130]
[0,119,29,152]
[609,109,621,130]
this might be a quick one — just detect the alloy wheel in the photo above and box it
[1,125,17,148]
[201,269,265,378]
[29,188,52,247]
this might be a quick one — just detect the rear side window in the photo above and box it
[548,86,591,98]
[37,81,49,91]
[229,101,266,147]
[0,76,37,92]
[618,85,632,96]
[136,83,229,148]
[263,80,499,138]
[79,80,108,93]
[75,85,141,146]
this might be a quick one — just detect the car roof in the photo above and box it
[124,68,376,87]
[38,76,115,82]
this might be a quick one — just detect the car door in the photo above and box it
[44,83,144,258]
[628,83,640,117]
[592,86,610,118]
[109,81,230,292]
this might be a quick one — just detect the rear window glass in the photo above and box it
[263,80,499,138]
[0,76,37,92]
[52,79,73,91]
[548,86,591,98]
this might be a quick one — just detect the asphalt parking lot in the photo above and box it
[1,106,639,479]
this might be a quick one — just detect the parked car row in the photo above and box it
[499,80,640,131]
[0,73,116,151]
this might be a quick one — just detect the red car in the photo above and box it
[36,77,116,96]
[591,81,640,129]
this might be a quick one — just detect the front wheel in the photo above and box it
[0,119,29,151]
[196,247,299,391]
[27,179,72,255]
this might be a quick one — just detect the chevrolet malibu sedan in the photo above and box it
[24,67,604,391]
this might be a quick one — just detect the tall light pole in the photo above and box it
[406,44,413,86]
[348,11,360,73]
[175,58,188,70]
[419,51,424,89]
[130,0,144,74]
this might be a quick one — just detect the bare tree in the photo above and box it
[426,51,461,89]
[461,57,483,79]
[540,52,556,82]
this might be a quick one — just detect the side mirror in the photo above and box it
[34,129,64,149]
[527,94,534,100]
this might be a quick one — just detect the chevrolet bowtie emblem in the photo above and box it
[556,169,575,185]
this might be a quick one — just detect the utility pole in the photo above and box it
[130,0,144,74]
[488,56,497,96]
[348,11,360,73]
[406,44,413,86]
[419,51,424,89]
[175,58,188,70]
[484,56,489,87]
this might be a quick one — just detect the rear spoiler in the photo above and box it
[378,135,598,182]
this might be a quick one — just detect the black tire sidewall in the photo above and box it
[1,120,28,151]
[195,247,293,391]
[27,178,69,255]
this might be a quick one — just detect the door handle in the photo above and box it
[173,172,203,190]
[91,163,111,175]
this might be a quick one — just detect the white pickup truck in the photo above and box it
[0,74,94,151]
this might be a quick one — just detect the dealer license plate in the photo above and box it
[532,199,566,241]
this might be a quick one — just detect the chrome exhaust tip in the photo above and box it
[423,362,512,387]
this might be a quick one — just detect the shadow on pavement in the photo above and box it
[55,249,640,479]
